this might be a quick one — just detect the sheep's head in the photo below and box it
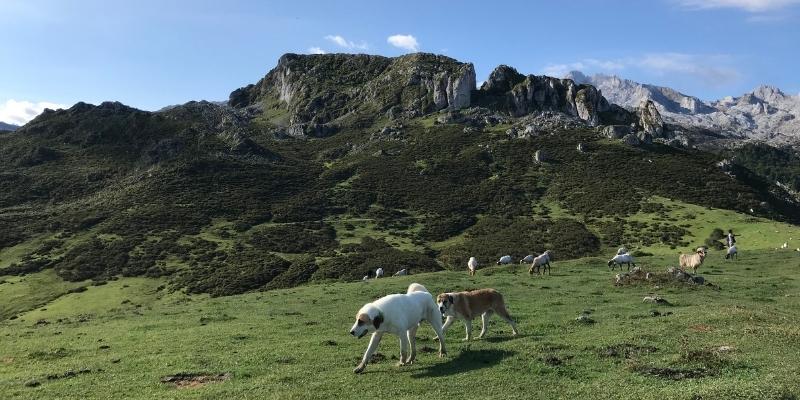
[696,247,708,259]
[607,259,615,267]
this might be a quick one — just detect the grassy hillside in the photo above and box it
[2,246,799,399]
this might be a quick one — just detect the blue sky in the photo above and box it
[1,0,799,125]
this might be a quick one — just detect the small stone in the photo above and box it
[576,314,595,324]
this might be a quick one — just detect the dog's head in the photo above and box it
[349,308,383,339]
[436,293,456,316]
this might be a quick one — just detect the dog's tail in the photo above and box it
[407,283,429,294]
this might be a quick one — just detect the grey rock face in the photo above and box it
[481,65,614,126]
[604,125,630,139]
[622,134,641,146]
[637,100,665,137]
[228,53,476,129]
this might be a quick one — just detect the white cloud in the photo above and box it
[634,53,740,86]
[324,35,368,50]
[0,99,67,126]
[308,46,327,54]
[387,34,419,52]
[675,0,800,11]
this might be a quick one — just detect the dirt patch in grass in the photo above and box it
[599,343,658,359]
[633,365,712,380]
[160,372,231,389]
[631,348,734,380]
[28,348,72,360]
[689,324,714,333]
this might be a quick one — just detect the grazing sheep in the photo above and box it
[362,275,369,281]
[608,253,636,271]
[375,268,384,279]
[528,251,552,275]
[725,245,737,260]
[393,268,408,276]
[496,255,513,265]
[782,242,789,249]
[679,247,708,274]
[616,246,628,256]
[468,257,478,276]
[519,254,536,264]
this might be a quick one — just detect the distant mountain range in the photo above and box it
[566,71,800,145]
[0,121,19,131]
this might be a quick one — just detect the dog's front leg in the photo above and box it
[441,316,455,334]
[354,332,383,374]
[463,319,473,341]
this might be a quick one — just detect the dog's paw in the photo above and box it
[438,351,447,358]
[353,364,365,374]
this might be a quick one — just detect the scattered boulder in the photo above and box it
[622,134,641,146]
[638,131,653,145]
[603,125,630,139]
[643,295,672,306]
[533,150,548,163]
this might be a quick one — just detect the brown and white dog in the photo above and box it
[436,289,519,341]
[349,283,446,373]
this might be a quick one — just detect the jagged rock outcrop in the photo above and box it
[228,53,476,136]
[477,65,643,127]
[637,100,665,137]
[478,65,614,126]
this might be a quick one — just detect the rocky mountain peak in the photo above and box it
[227,53,476,136]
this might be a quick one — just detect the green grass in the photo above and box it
[2,249,799,399]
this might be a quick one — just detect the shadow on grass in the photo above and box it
[411,349,515,378]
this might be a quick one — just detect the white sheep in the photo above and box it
[468,257,478,276]
[528,251,552,275]
[608,253,636,271]
[362,275,369,281]
[616,246,628,256]
[496,255,513,265]
[679,247,708,274]
[782,242,789,249]
[519,254,536,264]
[393,268,408,276]
[725,245,737,260]
[375,268,384,279]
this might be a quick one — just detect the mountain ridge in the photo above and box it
[566,70,800,146]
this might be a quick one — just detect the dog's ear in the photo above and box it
[447,295,454,304]
[373,314,383,330]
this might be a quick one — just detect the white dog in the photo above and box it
[349,283,446,373]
